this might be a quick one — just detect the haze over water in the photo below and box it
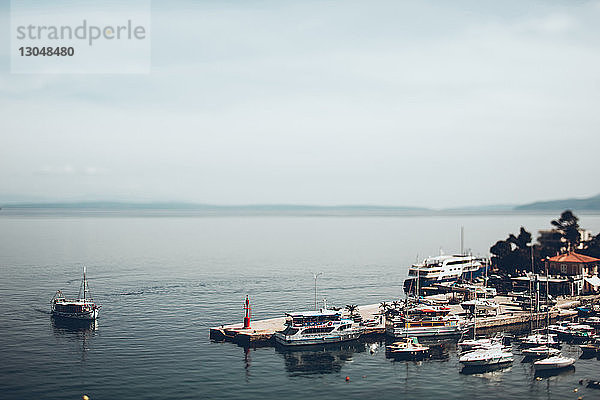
[1,212,600,400]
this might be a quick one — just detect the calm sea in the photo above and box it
[1,212,600,400]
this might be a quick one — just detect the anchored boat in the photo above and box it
[386,337,430,359]
[459,346,514,367]
[51,267,99,321]
[533,355,575,371]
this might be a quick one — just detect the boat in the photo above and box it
[386,337,430,359]
[522,346,561,358]
[403,253,489,295]
[459,335,504,352]
[533,355,575,371]
[520,333,560,348]
[459,346,514,367]
[579,342,600,356]
[585,316,600,327]
[51,267,99,321]
[274,308,363,346]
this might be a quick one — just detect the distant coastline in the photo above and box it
[1,194,600,217]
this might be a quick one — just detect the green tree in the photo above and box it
[551,210,580,251]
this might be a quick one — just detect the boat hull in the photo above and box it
[274,331,361,346]
[460,356,513,367]
[51,309,98,321]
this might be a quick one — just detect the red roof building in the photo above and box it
[546,252,600,295]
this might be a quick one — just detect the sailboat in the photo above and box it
[51,267,99,320]
[533,261,574,371]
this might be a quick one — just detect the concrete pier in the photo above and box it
[210,295,584,346]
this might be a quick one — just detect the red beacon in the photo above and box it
[243,295,251,329]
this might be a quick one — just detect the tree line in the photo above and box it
[490,210,600,276]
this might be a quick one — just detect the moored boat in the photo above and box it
[386,337,430,359]
[522,346,560,358]
[459,346,514,367]
[51,267,99,321]
[533,355,575,371]
[274,309,363,346]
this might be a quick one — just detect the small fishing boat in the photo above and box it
[51,267,99,321]
[459,346,514,367]
[522,346,560,358]
[533,355,575,371]
[386,337,430,359]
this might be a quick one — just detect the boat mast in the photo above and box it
[529,245,534,333]
[545,259,550,354]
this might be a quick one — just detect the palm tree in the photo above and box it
[379,301,390,312]
[345,304,358,316]
[391,300,401,310]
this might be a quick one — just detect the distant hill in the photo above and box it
[0,201,432,216]
[515,194,600,211]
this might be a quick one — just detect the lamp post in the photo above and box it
[313,272,323,310]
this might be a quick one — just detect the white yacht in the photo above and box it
[533,355,575,371]
[459,346,514,367]
[403,254,488,294]
[274,309,363,346]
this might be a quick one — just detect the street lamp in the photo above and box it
[313,272,323,310]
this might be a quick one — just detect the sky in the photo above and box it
[1,0,600,208]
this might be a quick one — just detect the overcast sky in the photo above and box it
[1,0,599,208]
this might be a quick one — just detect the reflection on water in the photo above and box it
[51,317,98,361]
[534,365,576,380]
[275,341,367,376]
[460,364,513,379]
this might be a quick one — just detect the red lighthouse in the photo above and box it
[243,295,251,329]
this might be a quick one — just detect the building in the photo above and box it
[546,252,600,295]
[538,228,593,253]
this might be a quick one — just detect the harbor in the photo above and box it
[210,295,585,346]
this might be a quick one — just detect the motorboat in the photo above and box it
[458,334,504,352]
[520,333,560,348]
[51,267,99,321]
[585,316,600,327]
[533,355,575,371]
[579,340,600,356]
[522,346,561,358]
[274,308,363,346]
[386,337,430,359]
[459,346,514,367]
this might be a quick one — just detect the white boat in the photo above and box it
[533,355,575,371]
[459,336,503,352]
[522,346,561,358]
[459,346,514,367]
[274,309,363,346]
[51,267,99,321]
[520,333,559,348]
[403,253,488,294]
[385,315,470,338]
[585,316,600,327]
[386,337,430,358]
